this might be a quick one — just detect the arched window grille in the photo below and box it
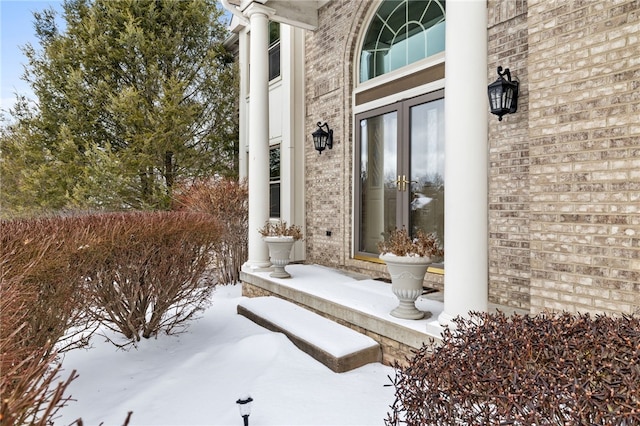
[360,0,446,83]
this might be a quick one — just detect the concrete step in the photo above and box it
[237,296,382,372]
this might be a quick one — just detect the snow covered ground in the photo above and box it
[56,284,396,426]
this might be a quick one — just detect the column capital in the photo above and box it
[242,2,276,19]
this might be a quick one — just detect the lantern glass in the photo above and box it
[313,130,327,152]
[488,84,502,110]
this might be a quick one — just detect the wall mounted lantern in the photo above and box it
[488,66,519,121]
[236,395,253,426]
[312,122,333,154]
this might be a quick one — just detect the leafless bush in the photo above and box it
[72,412,133,426]
[378,227,443,258]
[1,216,97,355]
[76,211,222,344]
[173,178,248,284]
[258,220,303,240]
[0,240,78,425]
[386,311,640,425]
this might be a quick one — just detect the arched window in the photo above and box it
[360,0,445,83]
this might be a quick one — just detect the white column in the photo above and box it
[243,4,274,270]
[438,0,489,326]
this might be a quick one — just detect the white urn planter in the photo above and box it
[380,253,430,320]
[264,236,296,278]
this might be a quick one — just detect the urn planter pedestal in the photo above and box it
[264,236,296,278]
[380,253,430,320]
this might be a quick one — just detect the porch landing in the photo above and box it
[239,264,446,366]
[240,264,529,366]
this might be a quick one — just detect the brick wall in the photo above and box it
[303,0,640,315]
[527,0,640,314]
[488,0,531,310]
[304,1,448,290]
[304,1,364,269]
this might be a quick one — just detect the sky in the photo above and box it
[0,0,232,117]
[55,281,398,425]
[0,0,64,115]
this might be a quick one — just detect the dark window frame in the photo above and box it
[354,90,444,266]
[269,144,281,218]
[268,21,280,81]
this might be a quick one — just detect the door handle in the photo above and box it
[397,175,417,192]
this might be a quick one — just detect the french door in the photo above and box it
[355,91,444,259]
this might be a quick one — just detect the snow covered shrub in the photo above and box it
[385,311,640,426]
[173,178,248,284]
[77,211,222,344]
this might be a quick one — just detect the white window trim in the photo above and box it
[353,53,445,115]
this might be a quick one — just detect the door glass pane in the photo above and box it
[359,111,398,253]
[409,99,444,248]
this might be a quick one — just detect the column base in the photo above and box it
[425,318,445,338]
[437,310,458,329]
[242,260,272,273]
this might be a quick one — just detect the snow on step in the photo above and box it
[237,296,381,372]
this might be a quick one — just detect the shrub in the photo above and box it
[2,212,196,422]
[0,216,96,355]
[77,211,222,344]
[0,223,80,425]
[0,309,76,425]
[173,178,248,285]
[378,227,443,258]
[258,220,303,240]
[386,311,640,425]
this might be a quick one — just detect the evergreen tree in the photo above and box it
[0,0,238,214]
